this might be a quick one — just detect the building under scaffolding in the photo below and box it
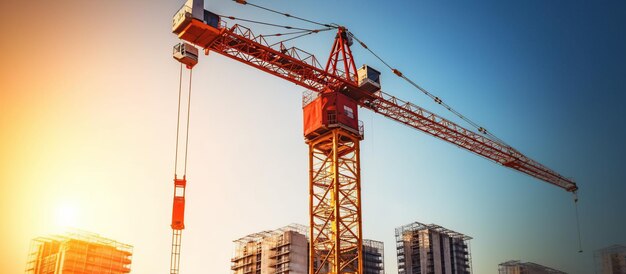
[25,230,133,274]
[231,224,386,274]
[231,224,308,274]
[498,260,566,274]
[396,221,472,274]
[363,239,384,274]
[594,245,626,274]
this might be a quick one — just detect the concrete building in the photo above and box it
[498,260,566,274]
[595,245,626,274]
[231,224,386,274]
[231,224,308,274]
[25,230,133,274]
[363,239,384,274]
[396,221,472,274]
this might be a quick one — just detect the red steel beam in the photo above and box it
[364,91,578,192]
[178,20,577,193]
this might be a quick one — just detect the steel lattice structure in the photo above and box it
[173,15,577,192]
[169,1,578,273]
[309,129,363,274]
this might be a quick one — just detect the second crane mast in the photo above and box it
[170,41,198,274]
[170,1,579,273]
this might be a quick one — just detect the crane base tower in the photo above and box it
[308,128,363,274]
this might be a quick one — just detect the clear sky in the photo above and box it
[1,0,625,273]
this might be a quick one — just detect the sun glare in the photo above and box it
[54,202,79,228]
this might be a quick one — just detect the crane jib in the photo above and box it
[172,3,577,193]
[169,1,581,272]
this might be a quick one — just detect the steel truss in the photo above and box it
[308,128,363,274]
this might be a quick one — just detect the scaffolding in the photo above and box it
[363,239,384,274]
[594,245,626,274]
[231,224,309,274]
[498,260,567,274]
[25,230,133,274]
[395,221,472,274]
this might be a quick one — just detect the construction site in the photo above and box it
[231,225,385,274]
[231,224,309,274]
[166,0,581,274]
[24,230,133,274]
[11,0,626,273]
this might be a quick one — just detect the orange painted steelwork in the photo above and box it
[308,128,362,274]
[171,3,579,274]
[172,177,187,230]
[174,18,577,192]
[325,27,358,85]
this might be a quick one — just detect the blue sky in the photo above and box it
[223,1,626,272]
[1,1,625,274]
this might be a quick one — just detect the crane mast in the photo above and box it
[170,38,198,274]
[169,1,578,273]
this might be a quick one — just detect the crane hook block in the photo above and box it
[173,42,199,69]
[171,177,187,230]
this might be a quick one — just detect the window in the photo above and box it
[344,105,354,119]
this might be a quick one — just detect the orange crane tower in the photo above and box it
[168,1,579,274]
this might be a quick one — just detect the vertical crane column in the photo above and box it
[170,177,186,274]
[306,27,364,274]
[308,128,363,274]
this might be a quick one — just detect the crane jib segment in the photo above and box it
[175,16,360,93]
[365,91,577,192]
[174,15,577,192]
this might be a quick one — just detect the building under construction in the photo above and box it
[362,239,384,274]
[231,224,309,274]
[498,260,566,274]
[396,221,472,274]
[594,245,626,274]
[25,230,133,274]
[230,224,386,274]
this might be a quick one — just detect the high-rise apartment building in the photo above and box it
[395,221,472,274]
[363,239,384,274]
[498,260,566,274]
[231,224,308,274]
[25,230,133,274]
[231,224,386,274]
[595,245,626,274]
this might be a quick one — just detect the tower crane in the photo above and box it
[167,1,580,274]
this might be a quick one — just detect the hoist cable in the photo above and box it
[221,15,318,32]
[261,29,311,38]
[268,28,333,47]
[183,69,193,175]
[174,63,183,177]
[349,31,511,147]
[573,192,583,253]
[261,27,332,38]
[174,64,193,177]
[233,0,335,28]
